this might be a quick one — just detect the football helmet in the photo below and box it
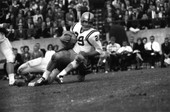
[81,12,94,30]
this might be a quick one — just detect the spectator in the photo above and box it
[75,0,83,20]
[30,1,38,11]
[114,9,124,21]
[20,46,24,54]
[25,10,33,22]
[65,8,76,23]
[161,37,170,67]
[53,6,65,24]
[31,43,44,59]
[130,0,140,8]
[27,23,36,39]
[14,23,27,40]
[68,1,78,22]
[106,36,121,71]
[18,0,30,9]
[47,44,54,51]
[80,1,89,15]
[46,8,54,21]
[39,0,46,16]
[13,48,23,76]
[122,11,131,30]
[15,13,25,28]
[7,13,16,29]
[144,35,161,68]
[53,44,59,52]
[7,24,15,41]
[45,16,53,36]
[36,22,51,38]
[21,46,31,63]
[133,37,145,69]
[56,20,70,37]
[35,17,43,31]
[25,18,33,29]
[142,37,148,45]
[117,41,133,71]
[51,22,58,38]
[33,9,43,24]
[12,0,20,17]
[129,36,135,50]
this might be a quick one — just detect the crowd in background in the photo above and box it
[1,0,90,41]
[103,0,170,32]
[99,34,170,73]
[0,0,170,41]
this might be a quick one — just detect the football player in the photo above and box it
[29,12,104,86]
[0,23,16,85]
[14,31,76,85]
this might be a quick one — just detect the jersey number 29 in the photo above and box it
[77,36,84,46]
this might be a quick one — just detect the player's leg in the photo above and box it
[17,62,30,74]
[57,54,84,78]
[18,58,44,75]
[48,68,60,83]
[54,60,79,84]
[0,38,15,85]
[29,51,68,86]
[48,50,76,84]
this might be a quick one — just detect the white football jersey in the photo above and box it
[71,22,103,54]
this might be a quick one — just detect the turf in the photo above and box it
[0,67,170,112]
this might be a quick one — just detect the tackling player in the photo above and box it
[29,12,104,86]
[14,31,76,85]
[0,23,16,86]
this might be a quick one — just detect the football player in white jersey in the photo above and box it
[29,12,103,86]
[55,12,105,83]
[0,23,16,85]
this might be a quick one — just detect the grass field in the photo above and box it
[0,67,170,112]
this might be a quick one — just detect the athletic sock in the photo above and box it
[42,71,51,80]
[58,69,67,77]
[9,73,15,85]
[58,60,79,77]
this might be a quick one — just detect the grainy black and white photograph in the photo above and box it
[0,0,170,112]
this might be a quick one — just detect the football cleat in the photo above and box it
[28,77,48,87]
[55,76,63,84]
